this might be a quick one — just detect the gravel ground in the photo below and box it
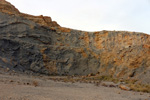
[0,73,150,100]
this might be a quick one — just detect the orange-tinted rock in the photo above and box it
[0,0,60,27]
[20,14,60,27]
[119,85,130,91]
[0,0,20,14]
[57,27,71,33]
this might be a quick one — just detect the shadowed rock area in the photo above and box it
[0,0,150,84]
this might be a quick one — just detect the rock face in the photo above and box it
[0,0,150,83]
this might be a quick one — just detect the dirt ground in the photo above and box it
[0,73,149,100]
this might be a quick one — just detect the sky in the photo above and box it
[7,0,150,34]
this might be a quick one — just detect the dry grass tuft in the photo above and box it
[32,80,39,87]
[128,83,150,93]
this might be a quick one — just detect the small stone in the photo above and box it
[119,85,130,91]
[6,68,10,72]
[12,70,15,73]
[10,80,13,82]
[140,93,143,95]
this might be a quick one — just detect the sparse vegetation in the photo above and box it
[128,83,150,93]
[84,75,119,83]
[32,80,39,87]
[49,75,150,93]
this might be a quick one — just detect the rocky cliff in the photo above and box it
[0,0,150,83]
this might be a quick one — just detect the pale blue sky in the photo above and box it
[7,0,150,34]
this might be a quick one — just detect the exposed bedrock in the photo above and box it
[0,0,150,83]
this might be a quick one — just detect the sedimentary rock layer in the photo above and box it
[0,0,150,83]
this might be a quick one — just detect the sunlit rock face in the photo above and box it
[0,0,150,83]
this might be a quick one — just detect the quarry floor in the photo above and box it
[0,72,150,100]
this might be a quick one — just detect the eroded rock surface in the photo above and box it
[0,0,150,83]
